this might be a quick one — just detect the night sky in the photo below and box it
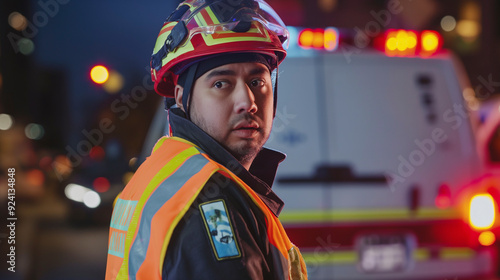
[33,0,181,146]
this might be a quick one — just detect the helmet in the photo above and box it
[150,0,289,97]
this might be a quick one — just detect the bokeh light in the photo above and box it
[318,0,338,13]
[53,155,73,178]
[8,12,28,31]
[26,169,45,188]
[456,20,480,40]
[89,146,105,161]
[435,184,451,209]
[462,87,476,100]
[65,183,101,208]
[0,114,14,130]
[18,38,35,55]
[312,29,324,49]
[440,15,457,32]
[469,194,495,230]
[90,65,109,84]
[478,231,496,246]
[324,27,339,51]
[93,177,110,193]
[299,29,314,48]
[65,183,89,203]
[385,30,418,56]
[421,31,440,52]
[386,37,397,51]
[103,71,125,94]
[25,123,45,140]
[39,156,53,171]
[83,191,101,208]
[128,157,138,168]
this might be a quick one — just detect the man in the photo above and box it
[106,1,307,279]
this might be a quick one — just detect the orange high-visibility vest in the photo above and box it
[105,136,307,280]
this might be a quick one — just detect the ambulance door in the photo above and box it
[321,53,480,209]
[268,56,326,210]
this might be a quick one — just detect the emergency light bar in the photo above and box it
[298,27,339,51]
[291,26,443,57]
[376,29,443,57]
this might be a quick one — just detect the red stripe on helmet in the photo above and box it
[158,25,175,37]
[200,8,215,25]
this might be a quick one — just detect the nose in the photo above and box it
[234,83,258,114]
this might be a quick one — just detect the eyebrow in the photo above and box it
[249,67,270,76]
[205,69,236,80]
[204,66,270,81]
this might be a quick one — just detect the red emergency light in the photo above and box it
[295,27,442,57]
[379,29,443,57]
[420,30,442,56]
[298,27,339,51]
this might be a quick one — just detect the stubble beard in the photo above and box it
[190,111,268,167]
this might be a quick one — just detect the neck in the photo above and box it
[240,159,252,171]
[233,151,258,171]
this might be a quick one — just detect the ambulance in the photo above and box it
[142,27,498,279]
[264,27,497,279]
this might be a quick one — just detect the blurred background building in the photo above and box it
[0,0,498,279]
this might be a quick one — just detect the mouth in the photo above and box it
[232,121,260,138]
[233,121,259,130]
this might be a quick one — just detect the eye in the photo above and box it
[250,79,265,87]
[213,81,230,89]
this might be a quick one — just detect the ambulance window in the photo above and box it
[488,125,500,162]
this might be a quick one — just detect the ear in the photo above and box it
[174,84,185,112]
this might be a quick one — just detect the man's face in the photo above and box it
[176,62,274,169]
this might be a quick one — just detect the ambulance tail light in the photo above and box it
[469,194,496,230]
[478,231,496,246]
[298,27,339,51]
[435,183,451,209]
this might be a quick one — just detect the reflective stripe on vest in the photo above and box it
[105,136,307,280]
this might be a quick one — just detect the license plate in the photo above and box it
[357,234,414,273]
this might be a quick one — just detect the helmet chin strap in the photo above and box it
[273,66,278,118]
[180,62,199,120]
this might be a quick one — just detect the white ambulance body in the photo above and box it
[265,27,497,279]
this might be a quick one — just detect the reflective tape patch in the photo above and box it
[110,199,138,231]
[108,199,138,258]
[108,230,127,258]
[200,200,241,260]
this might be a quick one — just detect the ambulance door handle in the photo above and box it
[278,164,387,184]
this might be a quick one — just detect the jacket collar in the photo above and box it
[168,108,285,216]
